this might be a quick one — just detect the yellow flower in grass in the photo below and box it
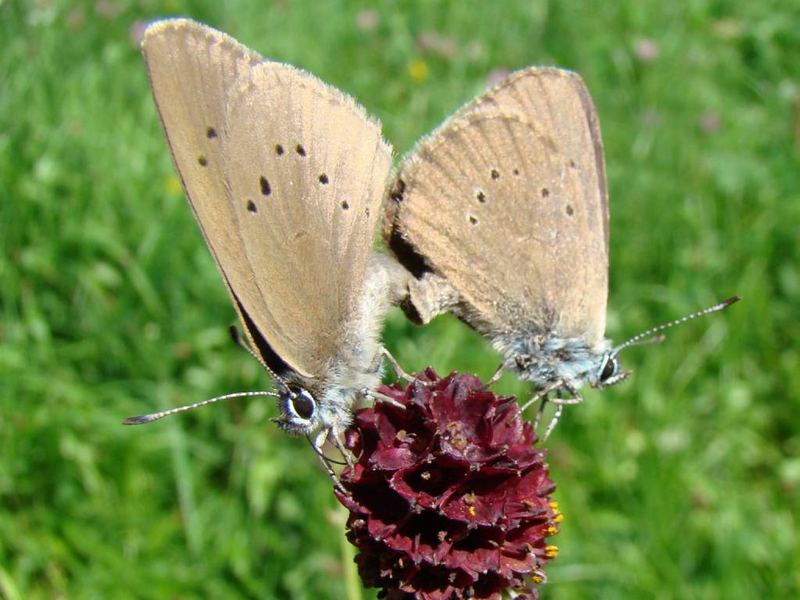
[165,175,182,197]
[408,58,429,82]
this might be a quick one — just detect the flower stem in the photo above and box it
[340,524,362,600]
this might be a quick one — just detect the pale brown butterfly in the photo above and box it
[125,19,410,469]
[383,67,739,438]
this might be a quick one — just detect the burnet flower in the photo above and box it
[335,369,561,600]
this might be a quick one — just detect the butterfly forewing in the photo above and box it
[468,68,609,251]
[144,20,392,382]
[387,68,608,344]
[223,63,392,379]
[142,20,280,367]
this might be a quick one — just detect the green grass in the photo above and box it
[2,0,799,598]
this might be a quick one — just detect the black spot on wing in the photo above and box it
[206,127,217,139]
[260,176,271,196]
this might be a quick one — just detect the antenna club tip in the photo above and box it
[723,295,742,307]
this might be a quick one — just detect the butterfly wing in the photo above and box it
[144,19,392,381]
[385,68,609,345]
[222,62,392,380]
[143,19,288,366]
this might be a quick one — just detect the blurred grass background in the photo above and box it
[1,0,799,598]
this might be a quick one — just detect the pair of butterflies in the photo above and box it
[127,19,737,456]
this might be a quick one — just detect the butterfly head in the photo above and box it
[273,385,320,435]
[589,351,630,389]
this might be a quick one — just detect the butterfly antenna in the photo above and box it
[123,390,280,425]
[612,296,740,356]
[229,325,290,393]
[229,325,261,362]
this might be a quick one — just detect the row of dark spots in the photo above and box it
[537,187,573,215]
[247,197,354,213]
[197,126,219,166]
[274,143,306,157]
[274,143,329,183]
[469,166,518,206]
[470,167,521,201]
[563,158,577,216]
[477,167,494,203]
[537,188,574,215]
[247,171,336,215]
[247,175,272,215]
[465,166,570,221]
[488,167,522,179]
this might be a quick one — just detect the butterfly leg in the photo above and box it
[381,346,414,382]
[328,429,355,468]
[534,397,548,433]
[541,385,583,441]
[307,429,344,490]
[485,363,505,387]
[521,380,564,413]
[519,380,567,437]
[366,387,406,409]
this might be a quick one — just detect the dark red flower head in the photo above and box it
[335,369,561,600]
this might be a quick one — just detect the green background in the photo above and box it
[2,0,798,598]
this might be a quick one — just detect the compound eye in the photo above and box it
[290,390,315,420]
[600,356,618,382]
